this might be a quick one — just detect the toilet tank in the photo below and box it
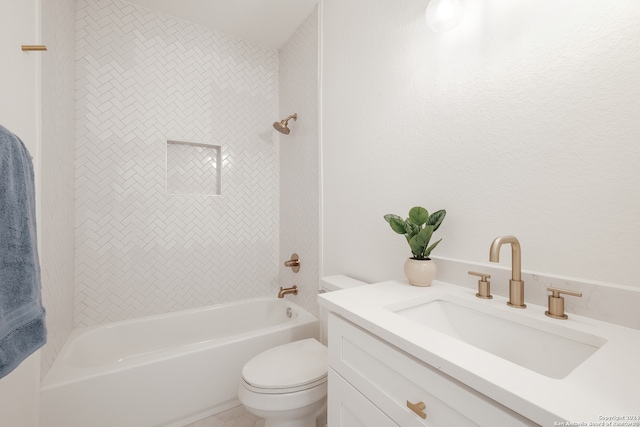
[318,275,369,345]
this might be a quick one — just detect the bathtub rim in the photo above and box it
[41,297,318,390]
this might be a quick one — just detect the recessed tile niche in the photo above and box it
[166,140,221,196]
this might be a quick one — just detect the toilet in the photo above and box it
[238,275,368,427]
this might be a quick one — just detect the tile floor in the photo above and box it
[185,406,263,427]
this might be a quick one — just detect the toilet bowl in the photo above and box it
[238,338,327,427]
[237,275,369,427]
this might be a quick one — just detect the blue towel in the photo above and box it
[0,124,46,379]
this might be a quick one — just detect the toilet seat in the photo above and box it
[242,376,327,394]
[242,338,327,394]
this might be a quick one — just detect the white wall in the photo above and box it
[40,0,76,377]
[279,7,320,315]
[321,0,640,288]
[75,0,280,326]
[0,1,41,425]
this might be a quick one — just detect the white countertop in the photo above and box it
[319,279,640,426]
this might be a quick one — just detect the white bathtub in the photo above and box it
[40,297,318,427]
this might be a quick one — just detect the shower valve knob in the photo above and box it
[284,253,300,273]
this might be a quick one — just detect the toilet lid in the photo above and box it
[242,338,327,390]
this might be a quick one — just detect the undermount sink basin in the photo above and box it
[387,294,607,379]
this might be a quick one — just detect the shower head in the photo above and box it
[273,113,297,135]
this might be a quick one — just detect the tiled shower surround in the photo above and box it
[75,0,280,326]
[278,9,320,317]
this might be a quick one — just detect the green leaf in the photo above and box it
[428,209,446,231]
[416,225,434,249]
[403,219,419,238]
[409,206,429,227]
[384,214,401,223]
[408,234,422,258]
[384,214,406,234]
[409,226,434,259]
[424,238,442,258]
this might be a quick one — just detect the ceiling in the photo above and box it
[125,0,319,49]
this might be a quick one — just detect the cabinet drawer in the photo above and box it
[328,369,399,427]
[329,314,536,427]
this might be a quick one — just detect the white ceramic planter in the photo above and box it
[404,258,437,287]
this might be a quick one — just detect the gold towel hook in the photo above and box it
[22,45,47,52]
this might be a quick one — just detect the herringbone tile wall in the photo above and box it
[75,0,280,326]
[40,0,77,376]
[166,141,221,196]
[279,8,320,317]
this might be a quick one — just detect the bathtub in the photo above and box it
[40,297,318,427]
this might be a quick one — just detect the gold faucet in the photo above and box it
[489,235,526,309]
[278,285,298,298]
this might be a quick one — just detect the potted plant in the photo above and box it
[384,206,446,286]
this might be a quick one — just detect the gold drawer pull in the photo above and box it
[406,400,427,419]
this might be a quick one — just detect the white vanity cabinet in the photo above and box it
[327,313,536,427]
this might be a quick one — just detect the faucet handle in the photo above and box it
[545,287,582,320]
[284,253,300,273]
[468,271,492,299]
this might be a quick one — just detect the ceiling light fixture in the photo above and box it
[425,0,461,32]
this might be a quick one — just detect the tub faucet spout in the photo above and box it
[489,235,526,309]
[278,285,298,298]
